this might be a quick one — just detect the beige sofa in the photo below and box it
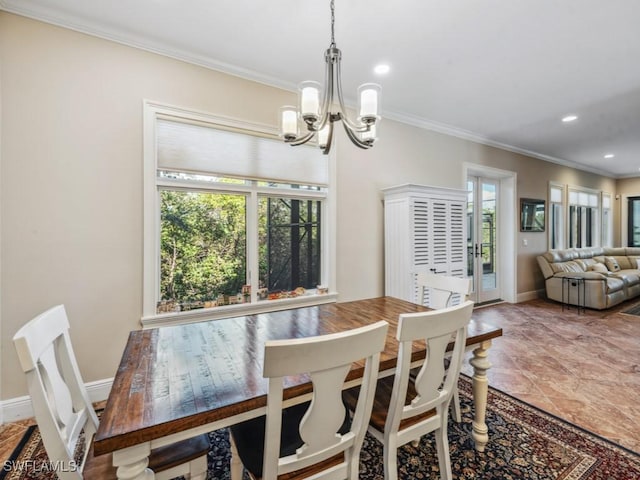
[537,247,640,310]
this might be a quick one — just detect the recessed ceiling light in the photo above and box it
[374,64,390,75]
[604,153,615,159]
[562,115,578,123]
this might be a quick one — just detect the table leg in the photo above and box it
[112,443,155,480]
[230,432,243,480]
[469,339,493,452]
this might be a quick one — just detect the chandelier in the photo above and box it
[279,0,381,154]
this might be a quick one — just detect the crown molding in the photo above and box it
[0,1,622,179]
[0,0,298,93]
[382,109,618,179]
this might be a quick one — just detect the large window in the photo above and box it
[144,103,334,324]
[568,188,599,248]
[550,182,610,251]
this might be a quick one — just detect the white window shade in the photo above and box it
[569,191,579,205]
[157,119,329,186]
[550,186,563,203]
[578,192,589,206]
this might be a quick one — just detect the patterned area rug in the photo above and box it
[2,375,639,479]
[621,302,640,316]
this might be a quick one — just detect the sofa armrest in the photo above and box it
[536,255,555,279]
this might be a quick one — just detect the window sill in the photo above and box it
[140,292,339,329]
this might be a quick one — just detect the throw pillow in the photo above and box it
[588,263,608,273]
[604,256,621,272]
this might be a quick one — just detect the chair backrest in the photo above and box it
[13,305,97,480]
[416,272,472,309]
[385,300,474,435]
[261,320,389,479]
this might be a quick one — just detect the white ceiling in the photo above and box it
[3,0,640,178]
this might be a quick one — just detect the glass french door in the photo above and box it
[467,177,501,304]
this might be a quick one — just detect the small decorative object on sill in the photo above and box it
[317,285,329,294]
[242,285,251,303]
[157,300,179,313]
[257,288,268,300]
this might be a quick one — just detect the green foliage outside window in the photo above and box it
[160,190,246,304]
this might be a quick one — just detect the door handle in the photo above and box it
[475,243,480,258]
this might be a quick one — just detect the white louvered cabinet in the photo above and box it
[383,184,468,305]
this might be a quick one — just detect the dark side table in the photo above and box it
[561,276,586,313]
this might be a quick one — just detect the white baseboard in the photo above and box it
[516,289,545,303]
[1,378,113,424]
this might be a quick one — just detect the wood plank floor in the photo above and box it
[1,297,638,465]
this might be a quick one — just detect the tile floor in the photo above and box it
[461,298,640,453]
[1,298,638,465]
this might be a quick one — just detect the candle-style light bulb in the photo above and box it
[299,81,321,123]
[358,83,381,124]
[280,106,298,141]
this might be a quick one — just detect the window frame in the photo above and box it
[601,192,613,247]
[143,101,337,327]
[548,182,565,249]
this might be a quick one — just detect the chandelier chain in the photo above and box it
[330,0,336,47]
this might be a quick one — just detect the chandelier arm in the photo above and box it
[287,131,316,146]
[316,50,334,131]
[322,120,335,155]
[334,55,370,132]
[342,121,372,149]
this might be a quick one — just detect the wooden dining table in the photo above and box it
[94,296,503,480]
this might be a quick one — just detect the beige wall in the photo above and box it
[0,12,620,400]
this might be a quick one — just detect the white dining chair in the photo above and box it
[344,300,474,480]
[229,320,389,480]
[12,304,209,480]
[416,272,472,309]
[415,272,472,423]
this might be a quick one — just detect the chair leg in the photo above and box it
[229,432,244,480]
[348,445,361,480]
[188,455,208,480]
[451,389,462,423]
[383,438,399,480]
[434,425,452,480]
